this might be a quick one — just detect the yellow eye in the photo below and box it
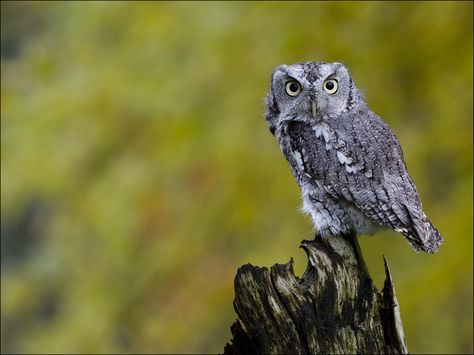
[323,79,338,94]
[285,80,302,97]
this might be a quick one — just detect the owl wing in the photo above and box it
[286,112,443,253]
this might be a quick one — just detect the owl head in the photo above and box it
[265,61,361,135]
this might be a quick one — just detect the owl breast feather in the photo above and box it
[278,111,443,253]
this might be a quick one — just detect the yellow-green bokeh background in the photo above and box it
[1,1,472,354]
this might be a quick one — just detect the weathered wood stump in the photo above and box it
[223,233,408,354]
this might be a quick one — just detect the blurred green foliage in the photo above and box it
[1,1,472,354]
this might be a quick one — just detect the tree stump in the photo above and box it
[223,233,408,354]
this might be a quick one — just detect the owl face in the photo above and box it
[265,62,356,134]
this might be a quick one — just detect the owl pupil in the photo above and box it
[326,81,334,90]
[290,83,298,92]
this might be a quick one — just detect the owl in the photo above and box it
[265,61,443,253]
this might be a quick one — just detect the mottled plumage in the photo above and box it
[265,61,443,253]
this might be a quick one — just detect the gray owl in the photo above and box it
[265,61,443,253]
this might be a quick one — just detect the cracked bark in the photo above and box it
[223,233,408,354]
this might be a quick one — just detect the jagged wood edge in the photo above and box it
[223,235,408,354]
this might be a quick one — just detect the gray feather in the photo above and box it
[265,61,443,253]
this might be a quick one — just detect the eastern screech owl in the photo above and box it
[265,61,443,253]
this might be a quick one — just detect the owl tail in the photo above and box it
[403,217,444,254]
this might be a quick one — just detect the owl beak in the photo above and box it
[311,100,317,119]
